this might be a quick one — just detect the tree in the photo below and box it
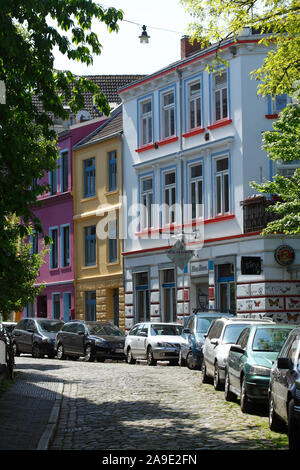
[251,103,300,235]
[0,1,123,316]
[181,0,300,97]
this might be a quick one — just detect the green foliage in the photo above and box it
[181,0,300,96]
[0,1,123,316]
[251,104,300,234]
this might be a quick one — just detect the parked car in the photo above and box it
[12,318,64,358]
[201,317,275,391]
[125,322,184,366]
[179,312,233,369]
[224,323,296,413]
[268,327,300,450]
[55,321,126,362]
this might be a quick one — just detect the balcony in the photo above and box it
[241,195,280,233]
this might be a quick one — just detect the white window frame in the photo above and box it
[188,80,202,130]
[214,157,230,216]
[140,176,153,230]
[275,159,300,178]
[161,90,175,139]
[140,98,153,146]
[163,170,176,225]
[212,70,228,122]
[189,162,203,220]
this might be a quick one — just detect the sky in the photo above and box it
[52,0,193,76]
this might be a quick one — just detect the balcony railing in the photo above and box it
[241,195,280,233]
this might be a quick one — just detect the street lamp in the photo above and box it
[139,25,150,44]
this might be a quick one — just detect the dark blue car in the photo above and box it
[268,327,300,450]
[179,312,233,369]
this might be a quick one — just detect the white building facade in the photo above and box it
[119,30,300,332]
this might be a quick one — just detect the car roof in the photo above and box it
[193,312,233,318]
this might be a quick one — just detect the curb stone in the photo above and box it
[36,381,64,450]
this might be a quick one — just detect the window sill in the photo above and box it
[207,119,232,130]
[265,114,278,119]
[80,195,97,203]
[157,136,179,147]
[182,128,205,138]
[135,143,155,153]
[104,189,119,197]
[204,214,235,224]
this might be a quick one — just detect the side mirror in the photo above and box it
[139,332,147,337]
[27,329,35,334]
[183,328,191,334]
[277,357,293,370]
[230,345,245,354]
[210,339,219,346]
[78,331,85,336]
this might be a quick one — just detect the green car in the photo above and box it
[224,323,296,413]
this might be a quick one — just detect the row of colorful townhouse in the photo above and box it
[21,33,300,330]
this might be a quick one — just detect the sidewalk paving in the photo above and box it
[0,361,63,450]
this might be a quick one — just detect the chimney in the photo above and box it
[181,35,203,59]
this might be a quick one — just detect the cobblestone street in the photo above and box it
[1,356,289,450]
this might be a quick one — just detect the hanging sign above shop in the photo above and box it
[274,245,295,266]
[167,239,194,271]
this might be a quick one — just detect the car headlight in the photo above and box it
[250,365,271,377]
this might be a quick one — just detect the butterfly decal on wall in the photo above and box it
[288,298,300,305]
[254,300,261,307]
[287,313,299,322]
[268,298,280,307]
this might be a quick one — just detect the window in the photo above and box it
[213,70,228,122]
[272,94,289,114]
[163,170,176,225]
[108,219,118,263]
[26,303,35,318]
[84,158,95,198]
[61,151,68,193]
[140,176,153,229]
[108,151,117,192]
[50,227,59,269]
[61,225,70,267]
[188,80,202,130]
[215,157,229,215]
[85,291,96,321]
[208,320,223,340]
[162,90,175,139]
[140,98,153,146]
[189,163,203,219]
[50,167,58,195]
[85,225,96,266]
[31,232,39,255]
[52,294,60,320]
[275,159,300,179]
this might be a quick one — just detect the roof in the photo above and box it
[73,105,123,150]
[32,74,146,119]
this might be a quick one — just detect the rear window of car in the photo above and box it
[223,324,249,344]
[88,324,124,336]
[196,318,214,333]
[38,321,64,333]
[252,328,293,352]
[150,324,183,336]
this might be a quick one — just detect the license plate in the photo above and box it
[115,348,123,353]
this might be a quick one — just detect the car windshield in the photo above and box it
[252,328,292,352]
[88,324,125,336]
[150,324,183,336]
[223,324,249,344]
[196,318,214,333]
[38,321,64,333]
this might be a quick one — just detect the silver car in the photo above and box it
[124,322,185,366]
[201,317,275,390]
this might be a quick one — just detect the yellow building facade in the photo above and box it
[72,108,125,330]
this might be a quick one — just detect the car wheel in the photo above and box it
[57,343,66,360]
[201,360,210,384]
[47,353,55,359]
[84,344,95,362]
[186,351,197,370]
[213,362,223,391]
[269,391,285,432]
[12,342,20,357]
[224,371,236,402]
[147,347,157,366]
[32,343,43,359]
[97,357,105,363]
[288,399,300,450]
[178,350,186,367]
[126,348,136,365]
[240,377,252,413]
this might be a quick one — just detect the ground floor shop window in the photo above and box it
[85,291,96,321]
[113,288,119,326]
[52,293,60,319]
[135,272,150,323]
[37,295,47,318]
